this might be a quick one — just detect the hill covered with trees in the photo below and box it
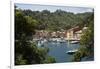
[22,9,93,31]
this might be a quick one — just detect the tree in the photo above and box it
[22,9,93,31]
[15,10,41,65]
[73,13,94,61]
[15,9,56,65]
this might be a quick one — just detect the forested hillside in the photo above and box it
[22,9,93,31]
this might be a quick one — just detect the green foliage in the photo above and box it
[43,56,56,63]
[15,54,27,65]
[73,47,90,61]
[15,8,56,65]
[22,9,92,31]
[72,52,81,61]
[73,13,94,61]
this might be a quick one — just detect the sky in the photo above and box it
[15,3,93,14]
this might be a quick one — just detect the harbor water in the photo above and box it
[37,40,79,63]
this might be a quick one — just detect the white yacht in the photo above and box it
[70,41,79,44]
[66,49,78,54]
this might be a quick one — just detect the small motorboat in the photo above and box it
[66,49,78,55]
[70,41,79,44]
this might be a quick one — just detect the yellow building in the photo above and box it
[66,26,87,40]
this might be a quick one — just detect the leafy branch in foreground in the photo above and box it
[73,13,94,61]
[15,10,56,65]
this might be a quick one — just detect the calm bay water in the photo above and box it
[43,41,79,63]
